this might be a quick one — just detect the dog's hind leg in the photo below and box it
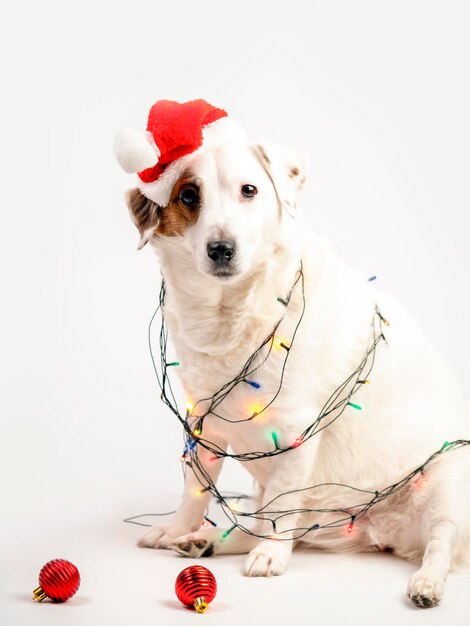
[407,518,457,608]
[406,452,470,608]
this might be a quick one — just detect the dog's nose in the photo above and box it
[206,240,236,264]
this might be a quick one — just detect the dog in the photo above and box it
[116,108,470,608]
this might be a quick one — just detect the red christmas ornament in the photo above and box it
[175,565,217,613]
[32,559,80,603]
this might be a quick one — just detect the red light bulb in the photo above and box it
[175,565,217,613]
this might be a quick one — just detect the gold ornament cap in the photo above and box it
[194,596,208,613]
[32,586,47,602]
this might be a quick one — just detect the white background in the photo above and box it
[1,1,470,624]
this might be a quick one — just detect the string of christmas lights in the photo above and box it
[126,264,470,542]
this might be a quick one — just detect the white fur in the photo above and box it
[129,141,470,608]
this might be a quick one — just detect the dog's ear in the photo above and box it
[126,188,160,250]
[251,141,309,217]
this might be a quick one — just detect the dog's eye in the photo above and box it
[179,187,199,207]
[241,184,257,198]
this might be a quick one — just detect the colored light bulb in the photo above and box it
[347,402,362,411]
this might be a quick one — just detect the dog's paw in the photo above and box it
[137,524,194,550]
[243,540,291,577]
[407,571,445,608]
[169,531,216,558]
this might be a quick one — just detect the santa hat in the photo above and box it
[113,99,247,206]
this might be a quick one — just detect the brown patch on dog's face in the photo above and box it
[156,173,201,237]
[126,172,202,248]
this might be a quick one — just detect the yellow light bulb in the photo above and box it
[186,401,194,413]
[273,337,284,352]
[273,336,290,352]
[248,403,264,420]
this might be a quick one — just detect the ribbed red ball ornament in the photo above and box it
[32,559,80,602]
[175,565,217,613]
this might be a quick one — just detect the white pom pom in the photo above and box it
[113,128,160,174]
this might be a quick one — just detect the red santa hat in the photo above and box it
[113,99,247,206]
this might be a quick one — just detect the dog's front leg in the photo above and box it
[244,431,321,577]
[138,431,227,550]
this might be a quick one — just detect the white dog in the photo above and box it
[116,108,470,608]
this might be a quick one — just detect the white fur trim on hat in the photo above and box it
[113,128,160,174]
[138,117,247,207]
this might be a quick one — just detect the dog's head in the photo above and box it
[126,141,308,282]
